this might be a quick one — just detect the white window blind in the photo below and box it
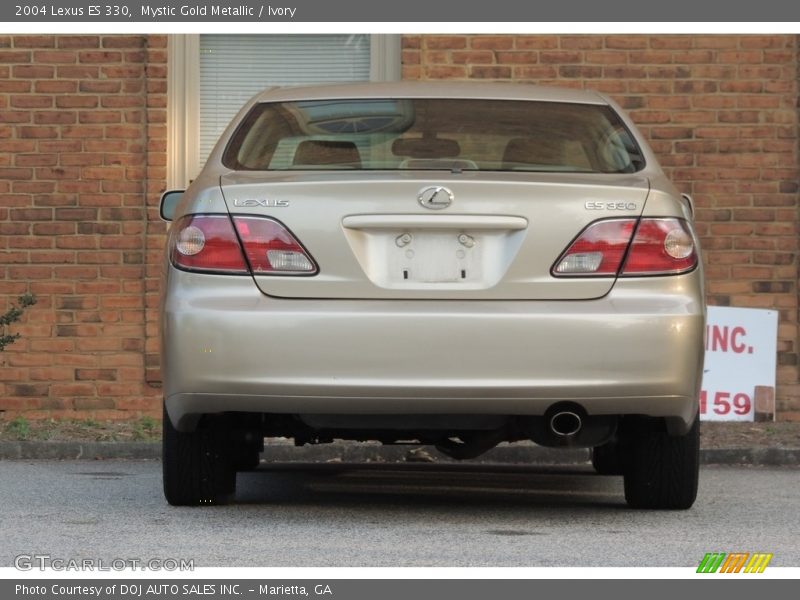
[198,34,371,167]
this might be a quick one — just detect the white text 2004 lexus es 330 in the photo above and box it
[159,82,704,509]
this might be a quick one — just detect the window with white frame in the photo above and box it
[167,34,401,189]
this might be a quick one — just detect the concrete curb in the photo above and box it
[0,440,799,466]
[0,441,162,460]
[701,447,800,466]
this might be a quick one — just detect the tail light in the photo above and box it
[232,216,317,274]
[170,215,249,274]
[170,214,317,275]
[621,218,697,275]
[552,219,636,276]
[552,217,697,277]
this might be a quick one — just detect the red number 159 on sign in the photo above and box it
[699,390,752,416]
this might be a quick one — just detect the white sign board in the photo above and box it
[700,306,778,421]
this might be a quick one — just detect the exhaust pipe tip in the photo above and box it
[549,411,582,437]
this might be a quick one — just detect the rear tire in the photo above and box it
[162,406,236,506]
[232,445,262,471]
[623,415,699,510]
[591,441,624,475]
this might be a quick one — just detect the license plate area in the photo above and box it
[389,231,480,284]
[341,215,528,292]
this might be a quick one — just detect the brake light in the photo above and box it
[553,219,636,276]
[170,214,317,275]
[170,215,249,274]
[232,216,317,274]
[553,217,697,277]
[621,218,697,275]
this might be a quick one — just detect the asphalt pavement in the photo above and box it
[1,460,798,567]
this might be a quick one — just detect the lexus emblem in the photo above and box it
[418,186,453,210]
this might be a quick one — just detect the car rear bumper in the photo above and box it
[161,268,705,431]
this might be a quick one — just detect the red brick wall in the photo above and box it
[402,34,800,418]
[1,34,798,420]
[0,34,166,420]
[143,40,168,390]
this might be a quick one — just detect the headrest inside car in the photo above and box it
[293,140,361,167]
[392,137,461,159]
[502,137,566,167]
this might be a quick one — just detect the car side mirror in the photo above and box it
[160,190,184,222]
[680,193,695,220]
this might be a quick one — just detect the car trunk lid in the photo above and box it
[220,170,650,300]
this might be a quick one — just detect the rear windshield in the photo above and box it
[222,98,645,173]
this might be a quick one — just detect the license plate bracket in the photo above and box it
[389,231,479,284]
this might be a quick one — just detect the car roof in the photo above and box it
[254,81,608,105]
